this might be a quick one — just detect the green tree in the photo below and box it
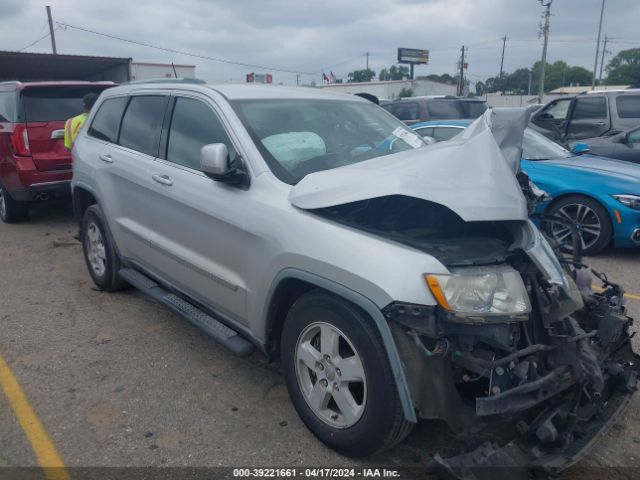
[398,87,413,97]
[348,68,376,83]
[379,65,410,81]
[606,48,640,85]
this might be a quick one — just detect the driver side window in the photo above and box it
[543,100,571,120]
[166,97,236,170]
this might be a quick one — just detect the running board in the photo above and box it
[119,268,254,357]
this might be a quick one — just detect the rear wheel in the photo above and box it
[0,184,29,223]
[546,195,611,256]
[81,204,128,291]
[281,290,412,457]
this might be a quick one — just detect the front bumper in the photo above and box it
[429,364,637,479]
[387,275,639,478]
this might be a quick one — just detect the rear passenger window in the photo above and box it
[386,102,419,121]
[88,97,128,143]
[166,97,236,170]
[426,100,464,120]
[616,95,640,118]
[572,97,607,120]
[119,96,168,156]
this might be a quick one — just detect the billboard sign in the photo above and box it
[397,48,429,65]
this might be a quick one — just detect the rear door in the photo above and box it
[21,85,109,171]
[86,93,169,265]
[566,96,610,139]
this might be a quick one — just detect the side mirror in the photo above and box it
[538,112,553,120]
[200,143,249,187]
[422,136,436,145]
[571,143,590,155]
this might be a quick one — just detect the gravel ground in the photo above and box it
[0,200,638,479]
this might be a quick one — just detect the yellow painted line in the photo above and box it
[0,354,71,480]
[592,285,640,301]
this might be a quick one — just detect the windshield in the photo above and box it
[233,99,425,184]
[522,127,572,160]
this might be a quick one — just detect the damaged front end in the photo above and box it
[387,232,638,479]
[289,108,638,477]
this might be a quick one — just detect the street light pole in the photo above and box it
[592,0,606,90]
[538,1,552,104]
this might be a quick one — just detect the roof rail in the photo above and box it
[124,78,207,85]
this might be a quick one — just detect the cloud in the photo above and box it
[3,0,639,85]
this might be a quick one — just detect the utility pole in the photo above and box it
[592,0,606,90]
[528,70,532,95]
[537,1,552,104]
[598,35,609,85]
[458,46,465,96]
[46,5,57,54]
[499,35,507,79]
[296,74,300,86]
[365,51,370,71]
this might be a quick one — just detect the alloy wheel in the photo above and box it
[86,222,107,277]
[551,202,602,252]
[295,322,367,429]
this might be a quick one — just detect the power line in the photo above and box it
[55,21,322,77]
[18,27,59,52]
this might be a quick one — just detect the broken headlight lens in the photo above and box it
[612,194,640,210]
[425,267,531,316]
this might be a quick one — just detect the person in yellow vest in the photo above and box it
[64,93,99,150]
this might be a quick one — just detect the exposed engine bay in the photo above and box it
[315,191,638,479]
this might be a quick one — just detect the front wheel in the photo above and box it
[546,195,612,256]
[281,290,413,457]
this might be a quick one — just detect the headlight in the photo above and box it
[425,266,531,316]
[612,194,640,210]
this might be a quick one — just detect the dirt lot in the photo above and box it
[1,200,639,479]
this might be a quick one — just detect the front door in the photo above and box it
[145,94,251,324]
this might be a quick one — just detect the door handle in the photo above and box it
[99,154,113,163]
[152,174,173,186]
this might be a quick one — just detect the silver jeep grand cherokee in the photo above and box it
[71,80,638,476]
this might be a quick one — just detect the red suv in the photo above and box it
[0,81,113,222]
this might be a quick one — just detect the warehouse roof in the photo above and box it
[0,51,132,82]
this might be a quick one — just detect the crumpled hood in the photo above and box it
[543,155,640,181]
[289,109,529,222]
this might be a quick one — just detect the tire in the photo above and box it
[81,204,128,291]
[281,290,413,457]
[0,184,29,223]
[546,195,612,256]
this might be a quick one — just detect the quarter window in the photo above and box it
[88,97,128,143]
[0,91,15,122]
[119,96,167,156]
[572,97,607,120]
[166,97,236,170]
[616,95,640,119]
